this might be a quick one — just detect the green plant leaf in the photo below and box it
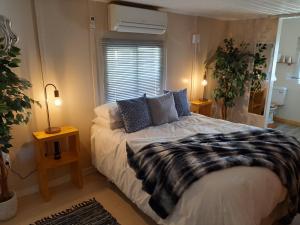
[213,38,253,113]
[0,39,40,155]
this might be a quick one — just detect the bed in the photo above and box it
[91,113,290,225]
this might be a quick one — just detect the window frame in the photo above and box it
[101,38,166,103]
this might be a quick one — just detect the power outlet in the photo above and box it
[90,16,96,29]
[192,34,200,44]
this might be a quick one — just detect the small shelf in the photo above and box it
[287,76,300,80]
[33,126,78,141]
[277,62,295,65]
[33,126,83,201]
[191,99,212,106]
[44,151,78,169]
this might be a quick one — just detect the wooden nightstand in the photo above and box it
[32,126,83,201]
[191,100,212,117]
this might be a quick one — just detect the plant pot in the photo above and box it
[0,192,17,221]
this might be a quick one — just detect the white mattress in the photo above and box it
[91,114,287,225]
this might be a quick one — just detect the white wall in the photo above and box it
[275,17,300,122]
[34,0,94,171]
[0,0,94,195]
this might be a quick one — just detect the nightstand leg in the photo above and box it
[70,162,83,188]
[37,166,50,201]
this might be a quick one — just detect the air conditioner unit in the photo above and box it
[108,4,167,35]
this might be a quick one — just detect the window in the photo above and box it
[102,39,164,102]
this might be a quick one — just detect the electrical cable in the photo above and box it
[10,167,36,180]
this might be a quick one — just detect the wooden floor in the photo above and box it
[2,172,155,225]
[275,123,300,141]
[2,172,300,225]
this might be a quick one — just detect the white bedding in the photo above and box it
[91,114,287,225]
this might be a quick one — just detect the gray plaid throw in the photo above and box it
[126,129,300,224]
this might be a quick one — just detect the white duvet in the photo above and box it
[91,114,287,225]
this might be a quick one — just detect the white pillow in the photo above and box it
[92,117,123,130]
[94,103,121,123]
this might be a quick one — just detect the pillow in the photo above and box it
[117,95,152,133]
[164,89,191,117]
[92,117,123,130]
[147,92,179,125]
[94,102,121,123]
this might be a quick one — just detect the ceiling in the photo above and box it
[100,0,300,20]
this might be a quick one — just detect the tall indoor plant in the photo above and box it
[213,38,267,119]
[213,38,252,119]
[0,37,39,219]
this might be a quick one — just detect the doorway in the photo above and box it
[265,16,300,141]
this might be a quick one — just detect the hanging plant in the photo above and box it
[213,38,252,119]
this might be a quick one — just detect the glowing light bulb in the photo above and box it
[201,79,208,86]
[54,98,62,106]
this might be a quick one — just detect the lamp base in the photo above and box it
[45,127,61,134]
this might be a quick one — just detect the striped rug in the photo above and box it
[31,198,120,225]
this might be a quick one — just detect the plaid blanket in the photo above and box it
[126,129,300,223]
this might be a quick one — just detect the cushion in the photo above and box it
[147,92,179,125]
[164,89,191,117]
[92,117,123,130]
[117,95,152,133]
[94,102,121,123]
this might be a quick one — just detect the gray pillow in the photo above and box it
[147,92,179,126]
[117,95,152,133]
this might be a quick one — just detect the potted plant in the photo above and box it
[0,37,39,220]
[213,38,252,119]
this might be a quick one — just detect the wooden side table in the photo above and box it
[32,126,83,201]
[191,100,212,117]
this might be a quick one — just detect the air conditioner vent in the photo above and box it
[108,4,167,35]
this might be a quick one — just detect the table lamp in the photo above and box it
[44,83,62,134]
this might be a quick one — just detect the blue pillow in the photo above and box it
[164,89,191,117]
[117,95,152,133]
